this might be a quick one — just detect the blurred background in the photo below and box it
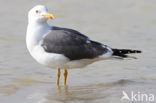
[0,0,156,103]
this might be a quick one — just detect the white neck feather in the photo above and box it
[26,22,51,52]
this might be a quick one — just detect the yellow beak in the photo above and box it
[43,13,54,20]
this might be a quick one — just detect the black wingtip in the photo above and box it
[112,49,142,58]
[135,50,142,53]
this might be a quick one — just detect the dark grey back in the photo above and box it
[41,26,108,60]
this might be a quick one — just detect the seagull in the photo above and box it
[26,5,141,87]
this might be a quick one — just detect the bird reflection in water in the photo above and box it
[45,80,132,103]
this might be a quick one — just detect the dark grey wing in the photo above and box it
[52,26,89,39]
[41,27,109,60]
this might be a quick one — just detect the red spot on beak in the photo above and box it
[50,16,53,19]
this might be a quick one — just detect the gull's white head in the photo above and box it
[28,5,54,24]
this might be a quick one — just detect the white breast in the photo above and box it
[30,45,70,69]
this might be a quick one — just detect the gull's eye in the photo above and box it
[35,10,39,14]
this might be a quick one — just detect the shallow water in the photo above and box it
[0,0,156,103]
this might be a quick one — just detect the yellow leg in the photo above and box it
[64,69,68,85]
[57,68,61,87]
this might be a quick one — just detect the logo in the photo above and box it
[121,91,155,102]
